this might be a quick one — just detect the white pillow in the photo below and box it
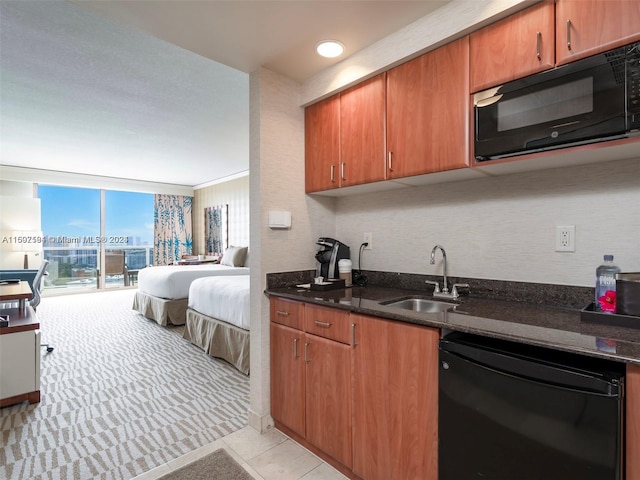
[220,246,248,267]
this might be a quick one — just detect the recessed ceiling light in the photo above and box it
[315,40,345,58]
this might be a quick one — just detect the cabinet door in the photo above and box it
[352,314,439,480]
[0,330,39,399]
[340,74,386,187]
[305,333,352,469]
[386,37,470,179]
[628,363,640,480]
[556,0,640,66]
[305,95,340,193]
[270,323,305,437]
[469,0,555,92]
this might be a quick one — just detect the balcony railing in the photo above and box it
[43,246,153,292]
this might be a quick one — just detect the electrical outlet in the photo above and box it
[363,232,372,250]
[555,225,575,252]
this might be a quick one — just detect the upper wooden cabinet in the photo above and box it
[305,95,340,193]
[556,0,640,66]
[340,73,387,187]
[304,0,640,195]
[469,0,555,93]
[387,36,470,178]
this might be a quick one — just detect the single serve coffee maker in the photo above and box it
[315,237,350,280]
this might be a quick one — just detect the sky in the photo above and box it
[39,186,154,245]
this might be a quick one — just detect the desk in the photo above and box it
[0,281,33,315]
[0,306,41,407]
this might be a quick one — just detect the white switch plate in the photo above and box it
[555,225,575,252]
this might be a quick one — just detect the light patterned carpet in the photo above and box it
[1,289,250,480]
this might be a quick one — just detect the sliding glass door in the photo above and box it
[104,190,153,288]
[40,186,100,291]
[39,185,153,293]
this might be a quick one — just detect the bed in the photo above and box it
[183,275,250,374]
[132,264,249,326]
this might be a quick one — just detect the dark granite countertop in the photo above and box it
[265,283,640,365]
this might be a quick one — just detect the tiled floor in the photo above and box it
[132,426,349,480]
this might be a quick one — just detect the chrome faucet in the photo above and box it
[430,245,449,294]
[427,245,470,300]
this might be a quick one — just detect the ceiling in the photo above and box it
[0,0,448,188]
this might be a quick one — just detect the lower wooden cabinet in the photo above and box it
[270,298,440,480]
[351,314,439,480]
[271,300,353,470]
[270,322,305,437]
[628,363,640,480]
[271,297,640,480]
[305,333,352,468]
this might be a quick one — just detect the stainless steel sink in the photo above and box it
[380,297,456,313]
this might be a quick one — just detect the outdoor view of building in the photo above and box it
[39,185,153,291]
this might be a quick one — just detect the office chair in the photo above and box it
[0,260,53,352]
[32,260,54,353]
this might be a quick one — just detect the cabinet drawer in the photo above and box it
[271,297,304,330]
[304,304,351,344]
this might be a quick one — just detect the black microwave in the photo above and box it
[474,41,640,161]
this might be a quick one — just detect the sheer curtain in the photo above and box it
[153,194,193,265]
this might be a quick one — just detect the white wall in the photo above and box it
[0,179,34,197]
[334,157,640,287]
[0,181,42,269]
[0,165,194,196]
[248,67,336,432]
[193,175,250,255]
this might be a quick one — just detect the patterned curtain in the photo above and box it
[205,204,228,255]
[153,194,193,265]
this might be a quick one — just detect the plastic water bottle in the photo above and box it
[595,255,621,313]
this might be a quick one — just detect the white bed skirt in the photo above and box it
[183,308,250,375]
[132,291,188,326]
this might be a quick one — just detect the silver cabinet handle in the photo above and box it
[330,164,335,183]
[341,162,346,181]
[304,342,310,363]
[351,323,357,347]
[387,151,393,171]
[536,31,541,60]
[276,310,289,316]
[293,337,299,358]
[314,320,332,328]
[566,19,572,50]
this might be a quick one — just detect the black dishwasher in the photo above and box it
[439,332,625,480]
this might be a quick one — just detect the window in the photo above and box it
[39,185,153,292]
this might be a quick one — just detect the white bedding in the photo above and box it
[138,264,249,299]
[188,275,250,330]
